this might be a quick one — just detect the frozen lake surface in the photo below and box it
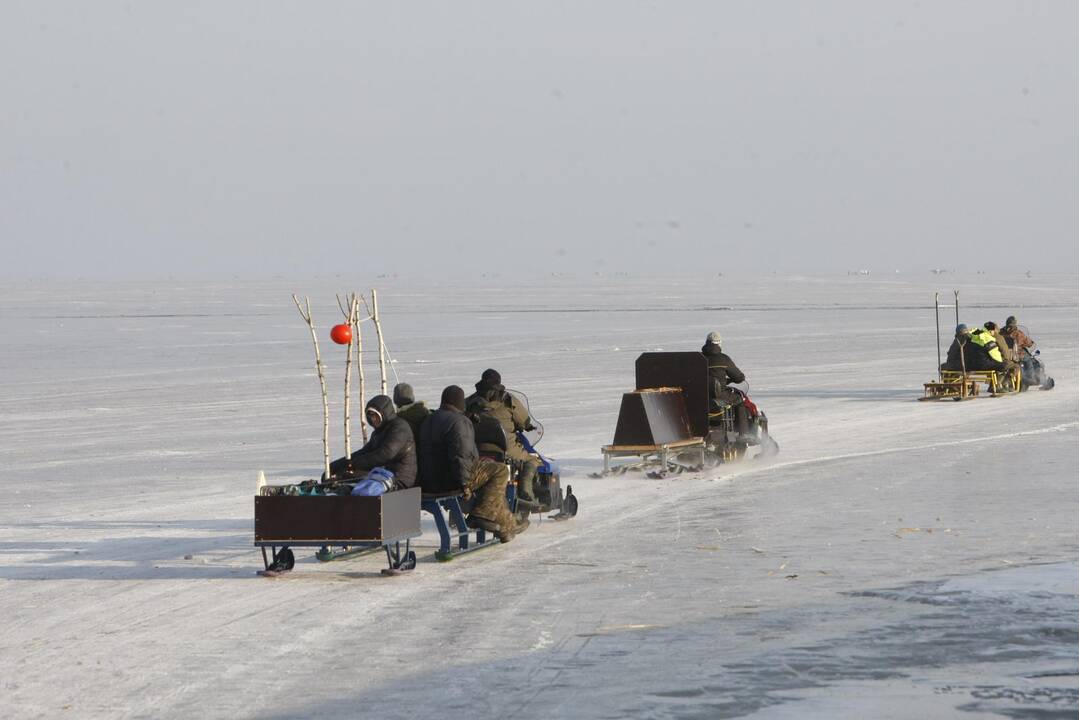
[2,273,1078,718]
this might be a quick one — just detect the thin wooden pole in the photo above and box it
[355,297,368,443]
[934,292,942,382]
[337,293,359,457]
[293,294,331,480]
[372,288,388,395]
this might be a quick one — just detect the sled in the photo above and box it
[601,438,707,477]
[598,352,776,477]
[921,367,1021,401]
[254,486,422,576]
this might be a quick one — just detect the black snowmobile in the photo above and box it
[1019,347,1055,391]
[706,386,780,463]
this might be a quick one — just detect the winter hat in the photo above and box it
[955,323,970,336]
[481,368,502,385]
[441,385,466,412]
[706,331,722,346]
[1005,316,1018,327]
[393,382,415,407]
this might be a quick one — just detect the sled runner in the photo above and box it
[254,486,421,576]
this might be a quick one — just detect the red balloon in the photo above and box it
[330,324,353,345]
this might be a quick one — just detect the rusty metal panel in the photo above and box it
[613,388,693,446]
[254,487,421,543]
[635,352,710,439]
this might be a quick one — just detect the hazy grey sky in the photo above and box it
[3,1,1077,279]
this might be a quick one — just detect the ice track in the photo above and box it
[2,274,1078,719]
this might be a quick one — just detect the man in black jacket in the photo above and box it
[702,331,749,435]
[327,395,417,489]
[419,385,526,542]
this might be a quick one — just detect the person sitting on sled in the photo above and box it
[702,331,749,436]
[393,382,430,445]
[325,395,417,489]
[984,322,1014,362]
[943,324,1005,373]
[419,385,528,542]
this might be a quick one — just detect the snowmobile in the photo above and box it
[1018,347,1055,391]
[600,351,778,476]
[474,414,578,520]
[706,386,779,464]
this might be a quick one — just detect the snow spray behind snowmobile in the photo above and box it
[599,352,778,477]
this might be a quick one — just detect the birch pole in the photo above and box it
[354,295,369,443]
[293,294,331,480]
[336,293,360,457]
[371,288,388,395]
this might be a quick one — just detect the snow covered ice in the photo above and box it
[2,273,1078,719]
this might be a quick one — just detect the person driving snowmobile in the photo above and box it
[702,331,749,436]
[1000,316,1035,358]
[465,369,542,505]
[1001,316,1053,389]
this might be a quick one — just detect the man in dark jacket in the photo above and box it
[327,394,417,489]
[393,382,430,444]
[943,324,973,371]
[419,385,526,542]
[943,324,1004,373]
[465,368,541,504]
[702,331,749,435]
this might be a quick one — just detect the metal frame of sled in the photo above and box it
[421,492,500,562]
[921,367,1022,401]
[253,487,422,575]
[600,437,706,477]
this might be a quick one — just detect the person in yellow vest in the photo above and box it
[967,325,1006,372]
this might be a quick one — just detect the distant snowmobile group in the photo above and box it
[924,293,1056,400]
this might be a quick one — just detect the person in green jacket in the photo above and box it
[393,383,430,444]
[466,369,542,505]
